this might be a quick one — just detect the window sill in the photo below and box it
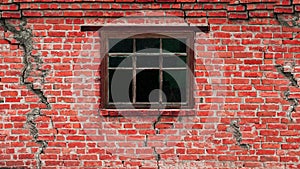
[99,109,196,117]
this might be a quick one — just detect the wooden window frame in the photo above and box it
[100,27,196,109]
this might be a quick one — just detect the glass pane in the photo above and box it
[109,56,132,68]
[162,38,186,53]
[109,69,133,102]
[136,38,160,53]
[163,56,187,68]
[136,55,159,68]
[162,70,187,102]
[109,39,133,53]
[136,70,160,102]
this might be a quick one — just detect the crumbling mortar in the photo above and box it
[275,64,299,87]
[276,12,300,27]
[274,0,300,28]
[26,109,49,169]
[275,64,299,121]
[283,90,298,121]
[227,120,250,149]
[0,18,50,108]
[0,17,55,169]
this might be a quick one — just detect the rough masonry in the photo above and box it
[1,0,300,168]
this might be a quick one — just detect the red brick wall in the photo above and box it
[1,0,300,168]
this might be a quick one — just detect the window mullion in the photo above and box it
[159,38,163,105]
[133,39,136,104]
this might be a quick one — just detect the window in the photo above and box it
[101,27,195,109]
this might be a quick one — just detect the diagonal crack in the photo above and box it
[227,120,250,149]
[0,17,54,169]
[0,18,50,109]
[276,13,300,27]
[275,64,299,121]
[275,65,299,88]
[26,109,49,169]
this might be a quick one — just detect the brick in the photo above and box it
[1,91,18,97]
[280,157,299,162]
[84,161,102,167]
[249,11,274,17]
[274,6,294,13]
[208,18,228,24]
[228,12,248,19]
[1,11,21,18]
[0,4,19,10]
[1,78,19,83]
[207,11,227,17]
[218,156,238,161]
[48,32,66,37]
[157,0,175,2]
[213,32,231,38]
[256,150,275,155]
[244,60,262,64]
[186,11,206,17]
[242,25,261,32]
[177,0,195,2]
[221,25,241,32]
[227,5,246,12]
[22,10,42,17]
[228,46,246,51]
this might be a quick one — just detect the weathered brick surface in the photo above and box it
[1,0,300,168]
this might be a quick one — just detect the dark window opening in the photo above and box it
[103,31,195,109]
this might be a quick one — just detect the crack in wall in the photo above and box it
[153,115,162,134]
[180,3,190,26]
[149,111,162,168]
[275,64,299,121]
[275,64,299,87]
[0,17,54,169]
[275,0,300,28]
[26,109,48,169]
[276,13,300,27]
[144,134,148,146]
[227,120,250,149]
[283,90,298,121]
[0,19,50,108]
[153,147,161,169]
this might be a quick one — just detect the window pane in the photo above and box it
[163,56,187,68]
[109,56,132,68]
[136,70,160,102]
[136,38,160,53]
[109,69,133,102]
[109,39,133,53]
[162,38,186,53]
[162,70,187,102]
[136,55,159,68]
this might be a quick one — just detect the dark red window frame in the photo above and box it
[99,26,198,109]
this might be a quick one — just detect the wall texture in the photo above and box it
[1,0,300,168]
